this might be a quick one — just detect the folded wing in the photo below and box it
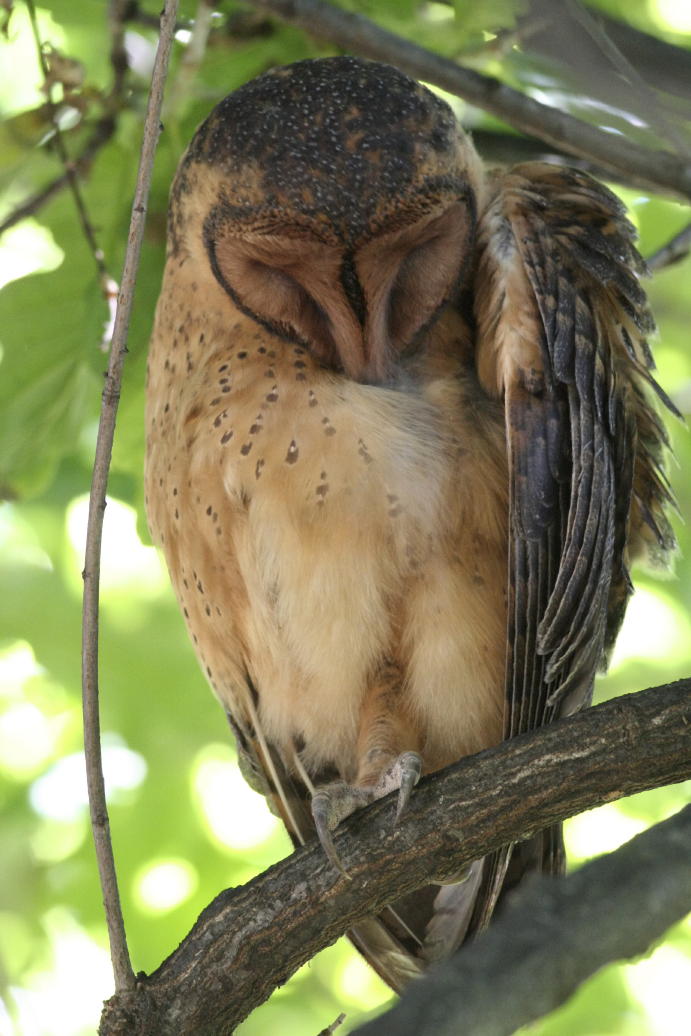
[471,161,676,924]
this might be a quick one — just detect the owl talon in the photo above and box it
[387,751,423,824]
[311,782,374,876]
[311,752,422,872]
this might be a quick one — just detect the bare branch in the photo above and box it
[317,1013,347,1036]
[0,1,130,250]
[565,0,690,158]
[647,222,691,272]
[99,679,691,1033]
[107,0,130,101]
[165,0,215,119]
[249,0,691,202]
[25,0,115,299]
[126,2,190,33]
[0,114,116,236]
[354,805,691,1036]
[81,0,180,995]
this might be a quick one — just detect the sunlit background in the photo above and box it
[1,1,690,1034]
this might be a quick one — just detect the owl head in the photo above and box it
[170,57,483,383]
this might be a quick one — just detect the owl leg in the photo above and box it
[312,669,422,873]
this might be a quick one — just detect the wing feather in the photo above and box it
[471,161,676,927]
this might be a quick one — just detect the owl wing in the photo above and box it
[470,162,676,926]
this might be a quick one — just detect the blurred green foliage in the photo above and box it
[0,1,689,1033]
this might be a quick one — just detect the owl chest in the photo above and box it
[215,361,463,571]
[150,343,507,767]
[206,367,506,767]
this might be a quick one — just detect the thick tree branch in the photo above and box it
[515,1,691,160]
[251,0,691,202]
[354,805,691,1036]
[99,679,691,1034]
[526,1,691,106]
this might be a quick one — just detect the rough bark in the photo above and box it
[355,805,691,1036]
[99,679,691,1034]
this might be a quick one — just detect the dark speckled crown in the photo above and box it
[173,56,463,245]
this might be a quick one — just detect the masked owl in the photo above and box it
[145,56,675,989]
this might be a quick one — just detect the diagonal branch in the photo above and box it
[647,221,691,272]
[530,1,691,105]
[25,0,114,291]
[250,0,691,202]
[0,113,118,236]
[1,1,131,249]
[81,0,179,995]
[99,679,691,1034]
[354,804,691,1036]
[164,0,215,119]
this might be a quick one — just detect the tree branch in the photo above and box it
[1,1,133,244]
[647,222,691,272]
[0,112,117,237]
[25,0,117,316]
[99,679,691,1034]
[530,1,691,105]
[514,1,691,160]
[81,0,179,995]
[354,805,691,1036]
[250,0,691,202]
[164,0,215,119]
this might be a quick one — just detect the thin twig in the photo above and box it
[316,1012,347,1036]
[81,0,180,994]
[0,114,117,236]
[250,0,691,202]
[0,1,131,242]
[647,221,691,272]
[165,0,215,119]
[1,1,133,344]
[25,0,115,302]
[128,3,190,33]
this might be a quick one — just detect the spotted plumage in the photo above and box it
[146,56,675,990]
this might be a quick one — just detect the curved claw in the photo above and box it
[311,791,350,878]
[311,754,422,874]
[393,751,422,824]
[311,783,373,877]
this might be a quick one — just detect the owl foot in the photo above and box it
[386,750,423,823]
[311,751,423,875]
[311,783,374,875]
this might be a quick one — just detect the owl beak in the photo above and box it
[332,274,392,384]
[324,308,391,384]
[363,326,394,383]
[327,315,369,382]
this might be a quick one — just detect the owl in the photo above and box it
[145,56,675,989]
